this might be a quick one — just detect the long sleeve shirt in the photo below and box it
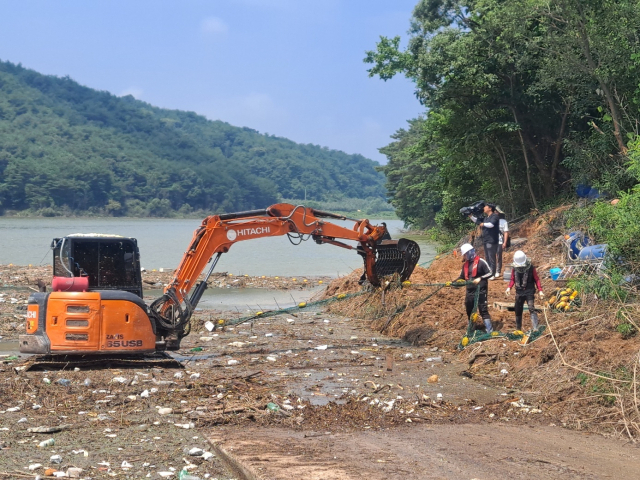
[508,265,543,292]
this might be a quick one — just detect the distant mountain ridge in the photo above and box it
[0,60,386,216]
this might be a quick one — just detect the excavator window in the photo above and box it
[52,236,143,297]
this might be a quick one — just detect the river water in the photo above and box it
[0,217,436,277]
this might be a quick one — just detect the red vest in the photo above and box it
[463,256,480,280]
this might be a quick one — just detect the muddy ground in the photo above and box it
[2,214,640,480]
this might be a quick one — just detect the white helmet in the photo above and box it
[513,250,527,266]
[460,243,474,256]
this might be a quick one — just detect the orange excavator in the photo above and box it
[19,203,419,358]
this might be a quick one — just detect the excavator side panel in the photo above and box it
[99,299,156,353]
[47,292,102,352]
[21,292,156,355]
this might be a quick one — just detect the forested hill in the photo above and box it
[0,60,386,216]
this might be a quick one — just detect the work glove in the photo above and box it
[539,291,544,299]
[473,278,481,285]
[505,288,511,296]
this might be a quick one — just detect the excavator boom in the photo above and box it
[20,203,420,356]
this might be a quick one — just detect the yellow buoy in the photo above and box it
[217,319,225,325]
[274,276,279,279]
[298,302,307,308]
[337,293,346,299]
[318,280,323,284]
[491,331,500,337]
[461,336,469,347]
[402,280,411,286]
[513,330,524,336]
[256,311,263,316]
[292,278,297,281]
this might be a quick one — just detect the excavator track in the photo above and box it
[23,352,184,371]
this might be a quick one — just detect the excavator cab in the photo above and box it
[51,235,143,297]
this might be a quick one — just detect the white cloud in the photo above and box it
[200,17,229,36]
[118,87,143,99]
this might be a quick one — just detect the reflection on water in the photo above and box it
[0,218,436,277]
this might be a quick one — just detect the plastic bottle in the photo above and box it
[266,402,280,412]
[179,468,201,480]
[38,438,55,448]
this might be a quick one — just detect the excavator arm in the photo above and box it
[148,204,420,348]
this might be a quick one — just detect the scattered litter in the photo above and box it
[67,467,83,478]
[315,345,328,350]
[227,359,239,365]
[50,454,63,464]
[28,425,71,433]
[175,423,195,429]
[427,375,439,383]
[157,408,173,415]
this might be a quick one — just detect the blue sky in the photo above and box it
[0,0,423,164]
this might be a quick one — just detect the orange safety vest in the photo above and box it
[463,256,481,280]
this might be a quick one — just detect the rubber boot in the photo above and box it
[530,312,539,332]
[483,318,493,334]
[515,316,522,331]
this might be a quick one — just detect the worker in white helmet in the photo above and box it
[506,250,544,331]
[453,243,494,333]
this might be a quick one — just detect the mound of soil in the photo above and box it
[322,205,640,439]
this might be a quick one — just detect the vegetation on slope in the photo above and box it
[366,0,640,231]
[0,60,386,217]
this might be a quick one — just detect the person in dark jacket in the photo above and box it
[468,203,500,279]
[505,250,544,331]
[453,243,494,333]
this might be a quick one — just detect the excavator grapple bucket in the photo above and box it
[374,239,421,282]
